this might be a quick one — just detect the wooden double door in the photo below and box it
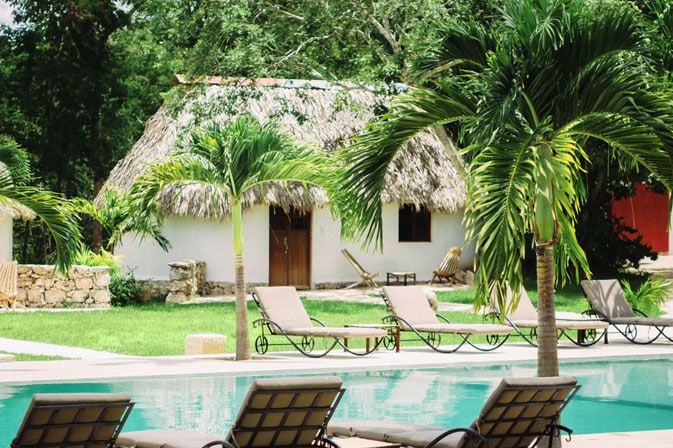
[268,206,311,289]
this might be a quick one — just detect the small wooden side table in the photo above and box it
[386,271,416,285]
[344,323,401,352]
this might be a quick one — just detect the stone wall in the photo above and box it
[165,260,206,303]
[10,264,111,309]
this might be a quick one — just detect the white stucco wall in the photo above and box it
[116,207,269,282]
[117,204,472,287]
[311,204,472,285]
[0,216,12,261]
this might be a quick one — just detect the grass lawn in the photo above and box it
[436,283,591,314]
[0,285,589,358]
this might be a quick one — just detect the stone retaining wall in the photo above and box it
[10,264,111,309]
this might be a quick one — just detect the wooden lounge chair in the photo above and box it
[340,249,379,289]
[581,279,673,344]
[117,376,345,448]
[431,247,461,284]
[328,375,579,448]
[381,285,512,352]
[11,392,134,448]
[252,286,388,357]
[0,260,18,309]
[491,285,608,346]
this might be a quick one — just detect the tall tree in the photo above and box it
[339,0,673,377]
[130,116,336,360]
[1,0,168,258]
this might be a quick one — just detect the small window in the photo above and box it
[398,204,431,242]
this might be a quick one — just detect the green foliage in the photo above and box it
[73,247,143,306]
[577,139,661,277]
[621,276,672,317]
[579,210,658,277]
[73,247,122,276]
[69,187,170,253]
[0,135,31,185]
[109,269,144,307]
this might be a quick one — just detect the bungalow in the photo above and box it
[101,76,472,293]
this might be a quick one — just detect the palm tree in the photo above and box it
[130,116,336,360]
[70,187,170,253]
[0,135,80,272]
[339,0,673,377]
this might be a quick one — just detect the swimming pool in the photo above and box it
[1,357,671,446]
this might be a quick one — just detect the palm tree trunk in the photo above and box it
[536,243,563,447]
[234,252,251,360]
[232,201,251,360]
[536,242,559,377]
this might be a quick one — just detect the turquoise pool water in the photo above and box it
[1,357,672,446]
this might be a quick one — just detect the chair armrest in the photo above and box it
[436,314,453,324]
[314,436,343,448]
[383,314,417,329]
[541,423,573,448]
[251,291,261,307]
[484,310,503,324]
[382,315,398,325]
[424,427,487,448]
[310,316,328,327]
[252,317,284,335]
[582,309,606,320]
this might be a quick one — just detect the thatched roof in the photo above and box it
[0,203,34,220]
[101,76,466,219]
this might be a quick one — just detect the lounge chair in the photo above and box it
[328,375,580,448]
[431,247,461,284]
[381,285,512,352]
[252,286,388,357]
[491,285,608,346]
[117,376,345,448]
[11,392,134,448]
[580,279,673,344]
[0,260,18,308]
[340,249,379,289]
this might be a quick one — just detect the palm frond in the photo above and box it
[562,113,673,189]
[340,86,476,249]
[0,173,79,272]
[413,19,496,81]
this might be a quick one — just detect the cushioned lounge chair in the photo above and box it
[491,285,608,346]
[252,286,388,357]
[340,249,379,289]
[381,285,512,353]
[328,376,580,448]
[11,392,134,448]
[117,376,345,448]
[581,279,673,344]
[430,247,462,284]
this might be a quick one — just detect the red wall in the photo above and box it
[612,183,669,253]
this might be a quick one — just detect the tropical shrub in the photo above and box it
[73,248,122,276]
[109,269,144,307]
[621,276,672,317]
